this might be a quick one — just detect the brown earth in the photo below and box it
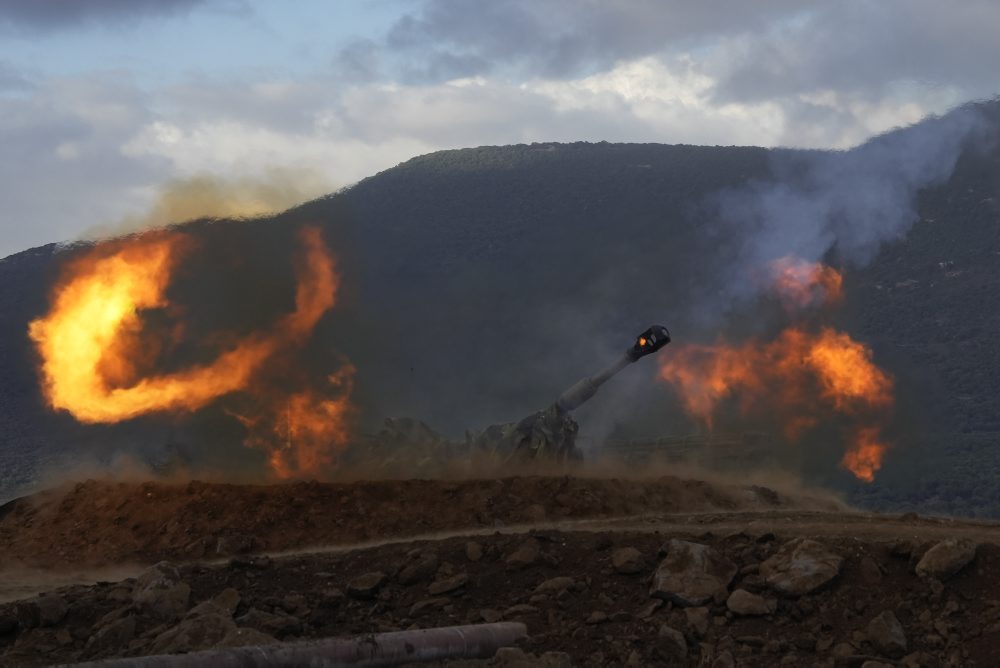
[0,475,839,570]
[2,477,999,667]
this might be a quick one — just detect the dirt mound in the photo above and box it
[0,476,838,569]
[3,525,999,666]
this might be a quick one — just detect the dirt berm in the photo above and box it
[3,476,1000,666]
[0,475,838,569]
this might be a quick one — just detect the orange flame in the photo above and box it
[248,366,356,479]
[841,427,887,483]
[658,326,893,481]
[769,256,843,310]
[28,225,351,478]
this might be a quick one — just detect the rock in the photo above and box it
[726,589,777,616]
[684,606,710,637]
[347,571,388,599]
[216,627,276,648]
[148,613,236,654]
[187,588,242,619]
[859,556,883,584]
[276,594,308,617]
[636,599,663,620]
[480,608,502,623]
[465,541,484,562]
[711,650,735,668]
[867,610,907,658]
[831,642,855,658]
[861,662,894,668]
[650,539,737,607]
[86,615,136,651]
[409,598,449,616]
[215,534,257,555]
[428,572,468,596]
[505,539,541,569]
[657,624,688,656]
[319,588,345,608]
[15,595,68,629]
[534,577,575,594]
[398,550,440,585]
[503,604,539,618]
[760,538,842,596]
[133,561,191,621]
[493,647,529,665]
[915,539,978,580]
[612,547,644,574]
[539,651,573,668]
[235,608,301,637]
[586,611,608,624]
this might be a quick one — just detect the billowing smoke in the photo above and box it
[709,104,991,314]
[84,168,333,239]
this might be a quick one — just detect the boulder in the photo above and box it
[612,547,644,574]
[148,613,236,654]
[409,598,449,616]
[465,541,484,562]
[534,577,575,594]
[86,615,136,652]
[427,573,468,596]
[235,608,302,637]
[187,588,241,619]
[132,561,191,621]
[347,571,388,599]
[684,606,710,637]
[657,624,688,656]
[505,539,541,569]
[915,539,977,580]
[216,627,276,648]
[726,589,777,616]
[398,550,440,585]
[215,534,257,556]
[760,539,842,596]
[650,540,737,607]
[867,610,907,659]
[480,609,502,623]
[14,595,68,629]
[711,650,735,668]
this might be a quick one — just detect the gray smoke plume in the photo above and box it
[709,102,992,312]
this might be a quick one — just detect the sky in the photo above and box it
[0,0,997,258]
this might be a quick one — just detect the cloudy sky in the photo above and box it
[0,0,996,258]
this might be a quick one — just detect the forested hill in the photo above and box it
[1,100,999,515]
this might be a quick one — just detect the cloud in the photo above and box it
[3,1,998,257]
[712,1,1000,105]
[0,61,31,91]
[0,0,218,31]
[381,0,810,81]
[366,0,998,140]
[0,74,168,257]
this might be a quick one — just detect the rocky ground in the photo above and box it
[1,478,999,666]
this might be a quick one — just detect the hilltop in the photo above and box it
[0,101,998,515]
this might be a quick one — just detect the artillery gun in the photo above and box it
[469,325,671,464]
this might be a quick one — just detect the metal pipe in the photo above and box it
[65,622,528,668]
[555,353,631,412]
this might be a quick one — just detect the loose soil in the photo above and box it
[2,477,998,666]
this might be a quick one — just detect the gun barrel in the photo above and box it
[555,354,631,412]
[553,325,670,413]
